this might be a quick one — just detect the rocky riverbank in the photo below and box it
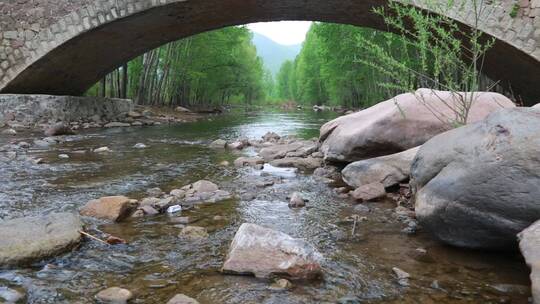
[0,94,208,137]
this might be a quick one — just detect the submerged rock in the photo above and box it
[80,196,137,222]
[95,287,133,304]
[222,223,323,280]
[167,294,199,304]
[412,108,540,249]
[182,180,232,204]
[342,147,419,189]
[289,192,307,208]
[319,89,515,162]
[44,122,74,136]
[0,213,83,267]
[519,220,540,303]
[179,226,208,239]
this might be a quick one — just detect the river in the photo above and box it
[0,109,531,303]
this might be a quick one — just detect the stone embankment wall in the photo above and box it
[0,94,133,126]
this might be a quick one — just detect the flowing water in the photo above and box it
[0,109,532,303]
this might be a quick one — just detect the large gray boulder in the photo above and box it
[342,147,419,189]
[518,220,540,304]
[533,103,540,109]
[411,108,540,249]
[320,89,515,162]
[222,223,323,280]
[0,213,83,267]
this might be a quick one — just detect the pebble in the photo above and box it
[166,293,200,304]
[94,146,112,153]
[270,278,293,290]
[392,267,410,287]
[1,129,17,135]
[58,154,69,159]
[133,143,147,149]
[95,287,133,303]
[219,160,230,166]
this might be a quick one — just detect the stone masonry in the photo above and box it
[0,0,538,102]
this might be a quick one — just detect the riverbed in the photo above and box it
[0,109,532,303]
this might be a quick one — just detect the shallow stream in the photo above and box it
[0,109,531,303]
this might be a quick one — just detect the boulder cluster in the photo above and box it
[315,89,540,301]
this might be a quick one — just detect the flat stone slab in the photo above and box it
[222,223,323,280]
[0,213,83,267]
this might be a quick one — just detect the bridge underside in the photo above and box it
[1,0,539,104]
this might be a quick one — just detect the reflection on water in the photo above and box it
[0,109,531,303]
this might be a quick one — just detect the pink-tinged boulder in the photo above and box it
[320,89,515,162]
[80,196,137,222]
[222,223,323,280]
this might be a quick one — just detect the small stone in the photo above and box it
[219,160,230,166]
[270,278,293,290]
[166,293,199,304]
[351,182,386,202]
[80,196,136,222]
[392,267,410,286]
[95,287,133,304]
[17,141,31,148]
[170,189,186,198]
[209,139,227,149]
[133,143,147,149]
[288,192,306,208]
[179,226,208,239]
[213,215,225,221]
[1,128,17,135]
[227,141,245,150]
[392,267,410,280]
[146,187,163,197]
[58,154,69,159]
[33,158,44,164]
[140,205,159,215]
[94,147,112,153]
[192,180,219,193]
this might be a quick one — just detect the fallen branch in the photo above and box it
[79,230,110,246]
[351,215,359,236]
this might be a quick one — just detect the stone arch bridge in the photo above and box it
[0,0,539,104]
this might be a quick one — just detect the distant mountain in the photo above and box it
[252,33,302,77]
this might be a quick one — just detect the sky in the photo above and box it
[247,21,312,46]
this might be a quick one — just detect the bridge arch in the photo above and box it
[0,0,539,104]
